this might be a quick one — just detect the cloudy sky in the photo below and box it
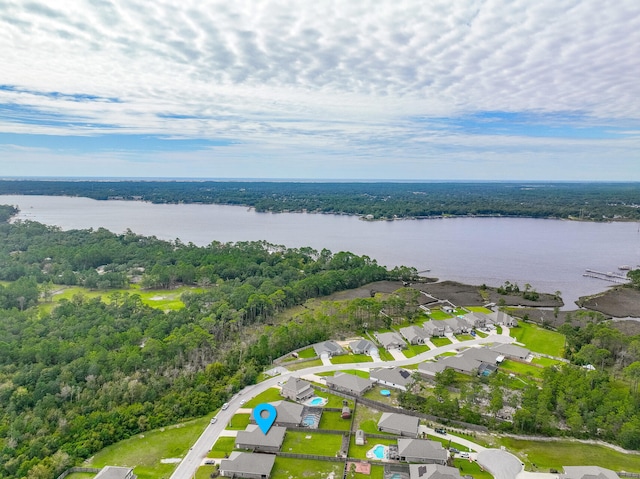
[1,0,639,180]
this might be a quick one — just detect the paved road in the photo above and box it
[170,332,515,479]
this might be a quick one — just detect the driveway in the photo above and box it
[477,449,523,479]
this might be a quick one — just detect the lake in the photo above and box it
[2,194,639,310]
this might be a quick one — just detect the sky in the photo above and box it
[0,0,639,181]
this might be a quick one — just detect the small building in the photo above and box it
[313,340,345,359]
[370,367,413,391]
[341,404,351,419]
[220,451,276,479]
[375,331,406,350]
[235,425,286,453]
[562,466,621,479]
[355,429,366,446]
[378,412,419,437]
[95,467,136,479]
[280,377,314,402]
[400,325,431,345]
[409,464,463,479]
[397,438,448,464]
[492,343,531,360]
[326,372,373,396]
[350,339,380,358]
[250,401,304,428]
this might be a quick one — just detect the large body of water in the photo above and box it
[3,194,640,310]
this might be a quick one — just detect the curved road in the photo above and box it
[170,332,515,479]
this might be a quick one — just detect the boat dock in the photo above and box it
[583,269,630,284]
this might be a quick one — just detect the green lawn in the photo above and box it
[272,457,343,479]
[348,435,397,459]
[287,359,323,371]
[354,464,384,479]
[363,385,400,406]
[531,357,565,367]
[281,431,344,456]
[226,413,250,430]
[195,465,217,479]
[319,410,352,431]
[85,415,210,479]
[510,322,565,357]
[431,337,452,347]
[243,388,283,408]
[455,334,474,341]
[499,438,640,472]
[404,344,430,358]
[430,311,452,320]
[331,353,373,364]
[466,306,493,314]
[65,474,96,479]
[426,435,468,452]
[208,437,236,458]
[297,347,317,358]
[313,391,355,408]
[499,360,544,379]
[475,330,488,338]
[378,349,394,361]
[452,458,494,479]
[318,369,370,379]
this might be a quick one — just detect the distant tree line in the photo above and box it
[2,180,640,220]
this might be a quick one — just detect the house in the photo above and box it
[418,355,484,377]
[397,438,448,464]
[492,343,531,360]
[378,412,419,437]
[350,339,380,358]
[460,347,502,365]
[463,312,489,328]
[418,361,448,377]
[441,317,469,334]
[95,467,136,479]
[313,340,345,358]
[220,452,275,479]
[375,331,406,350]
[235,425,286,453]
[409,464,463,479]
[326,372,373,396]
[280,377,314,402]
[562,466,621,479]
[250,401,304,428]
[370,367,413,391]
[400,325,431,345]
[488,310,518,327]
[423,321,446,338]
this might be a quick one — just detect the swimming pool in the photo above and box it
[380,389,391,396]
[306,396,328,406]
[302,414,317,427]
[367,444,388,460]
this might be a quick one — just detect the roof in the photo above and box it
[326,372,373,394]
[220,452,276,476]
[313,340,345,356]
[236,425,286,449]
[376,331,406,348]
[350,338,377,353]
[250,400,304,425]
[463,312,489,325]
[410,464,463,479]
[398,438,448,462]
[371,367,413,387]
[400,325,430,342]
[488,310,517,325]
[95,467,133,479]
[492,343,530,359]
[563,467,620,479]
[460,347,501,365]
[423,321,445,334]
[378,412,419,435]
[418,361,447,375]
[281,377,312,396]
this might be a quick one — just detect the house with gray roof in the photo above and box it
[423,321,446,338]
[397,438,448,464]
[488,310,518,327]
[95,467,135,479]
[220,452,276,479]
[378,412,419,437]
[326,372,373,396]
[562,466,620,479]
[313,340,345,358]
[492,343,531,360]
[250,401,304,428]
[460,346,502,365]
[441,317,469,334]
[235,425,286,453]
[370,367,413,391]
[418,354,488,377]
[375,331,406,350]
[350,339,379,358]
[280,377,314,402]
[410,464,463,479]
[463,312,489,328]
[418,360,448,377]
[400,325,431,344]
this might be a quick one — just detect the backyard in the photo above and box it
[510,322,565,357]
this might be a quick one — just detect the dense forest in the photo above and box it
[1,180,640,221]
[0,204,397,479]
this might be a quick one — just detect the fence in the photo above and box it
[56,468,100,479]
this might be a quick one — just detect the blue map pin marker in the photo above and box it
[254,403,277,435]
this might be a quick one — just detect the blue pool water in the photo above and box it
[309,397,324,406]
[373,445,386,459]
[302,414,316,427]
[380,389,391,396]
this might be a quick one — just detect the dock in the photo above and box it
[584,269,630,284]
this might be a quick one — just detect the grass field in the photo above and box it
[281,431,343,456]
[404,344,430,358]
[430,310,452,320]
[65,474,96,479]
[243,388,282,408]
[195,465,216,479]
[318,410,352,431]
[466,306,493,314]
[331,353,373,364]
[226,413,250,430]
[84,415,210,479]
[499,360,544,379]
[348,435,398,459]
[272,457,343,479]
[431,337,452,347]
[455,334,474,341]
[286,359,323,371]
[297,347,317,358]
[452,458,494,479]
[499,438,640,472]
[313,391,355,408]
[510,322,565,357]
[208,436,236,458]
[354,464,384,479]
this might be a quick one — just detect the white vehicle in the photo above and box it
[459,452,470,459]
[210,417,218,424]
[221,402,229,410]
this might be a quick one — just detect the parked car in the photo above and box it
[459,452,470,458]
[434,427,446,434]
[221,402,229,410]
[449,447,459,453]
[210,417,218,424]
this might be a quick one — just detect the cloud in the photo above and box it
[0,0,639,178]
